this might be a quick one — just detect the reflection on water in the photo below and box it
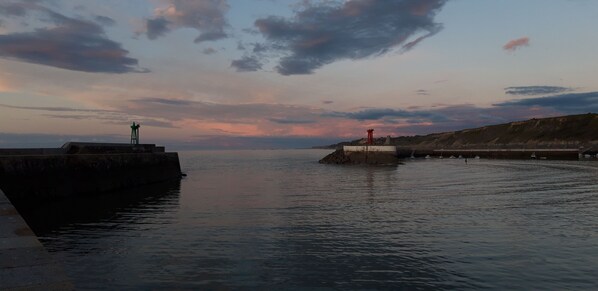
[22,150,598,290]
[21,179,181,235]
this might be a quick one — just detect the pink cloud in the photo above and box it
[0,75,15,92]
[503,37,530,52]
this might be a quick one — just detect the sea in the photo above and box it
[21,150,598,290]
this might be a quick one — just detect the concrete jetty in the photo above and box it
[0,142,182,206]
[0,142,182,289]
[0,188,73,290]
[319,130,401,165]
[396,148,581,160]
[319,145,400,165]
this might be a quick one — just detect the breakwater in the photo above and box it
[319,146,400,165]
[0,142,182,206]
[0,188,73,290]
[396,148,580,160]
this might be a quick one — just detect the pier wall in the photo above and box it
[343,146,398,153]
[0,143,182,206]
[0,148,64,155]
[0,188,73,290]
[397,148,580,160]
[320,146,400,165]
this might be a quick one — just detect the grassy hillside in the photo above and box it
[326,113,598,150]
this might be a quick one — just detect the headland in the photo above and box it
[319,113,598,163]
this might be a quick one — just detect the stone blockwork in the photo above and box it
[0,189,73,290]
[319,149,400,165]
[0,143,182,206]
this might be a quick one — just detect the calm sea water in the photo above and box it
[23,150,598,290]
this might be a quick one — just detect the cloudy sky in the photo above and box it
[1,0,597,148]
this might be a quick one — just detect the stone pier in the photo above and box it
[0,142,182,206]
[0,188,73,290]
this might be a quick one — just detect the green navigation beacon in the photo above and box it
[130,122,140,145]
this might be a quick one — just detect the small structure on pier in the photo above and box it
[130,122,140,145]
[367,129,374,145]
[344,129,397,153]
[322,129,398,165]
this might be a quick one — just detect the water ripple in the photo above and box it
[19,150,598,290]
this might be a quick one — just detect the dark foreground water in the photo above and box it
[22,150,598,290]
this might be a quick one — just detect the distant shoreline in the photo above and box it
[317,113,598,155]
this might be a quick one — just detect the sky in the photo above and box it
[1,0,597,149]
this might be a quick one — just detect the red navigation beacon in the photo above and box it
[367,129,374,145]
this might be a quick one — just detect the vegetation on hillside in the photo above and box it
[322,113,598,150]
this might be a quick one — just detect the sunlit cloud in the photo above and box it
[182,119,264,136]
[180,135,345,150]
[0,76,14,92]
[503,37,530,52]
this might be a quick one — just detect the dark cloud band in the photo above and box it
[235,0,447,75]
[496,91,598,113]
[505,86,573,96]
[143,0,229,43]
[0,2,145,73]
[326,108,448,122]
[231,56,262,72]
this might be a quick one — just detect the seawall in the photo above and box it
[343,145,398,153]
[0,188,73,290]
[319,146,400,165]
[396,148,580,160]
[0,142,182,206]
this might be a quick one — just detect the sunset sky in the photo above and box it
[1,0,597,148]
